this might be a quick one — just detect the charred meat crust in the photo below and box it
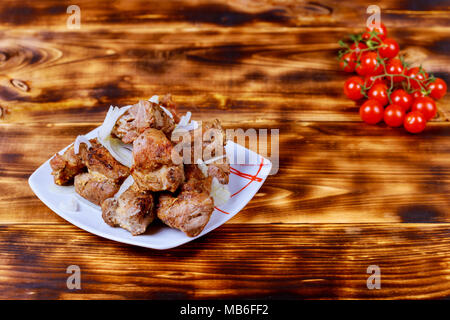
[207,160,230,185]
[157,191,214,237]
[156,163,215,237]
[50,138,130,186]
[131,128,185,192]
[132,128,174,170]
[131,163,185,193]
[74,172,120,206]
[101,184,155,236]
[49,145,85,186]
[112,98,176,144]
[80,139,130,183]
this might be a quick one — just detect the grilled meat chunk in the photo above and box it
[157,164,214,237]
[132,164,185,194]
[51,138,130,206]
[200,120,229,184]
[80,139,130,183]
[157,191,214,237]
[50,138,130,186]
[112,99,176,144]
[50,145,85,185]
[182,164,212,194]
[102,184,155,236]
[159,94,179,123]
[74,172,120,206]
[207,159,230,185]
[182,119,230,184]
[131,128,184,192]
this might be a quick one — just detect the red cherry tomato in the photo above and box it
[350,42,368,58]
[363,23,387,41]
[412,90,426,99]
[344,76,364,100]
[384,104,405,127]
[427,78,447,100]
[356,52,383,76]
[364,75,386,88]
[340,52,356,72]
[404,111,427,133]
[379,38,399,59]
[411,97,437,121]
[390,89,413,112]
[386,58,405,82]
[368,83,389,106]
[407,67,428,89]
[360,99,384,124]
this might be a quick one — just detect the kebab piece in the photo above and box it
[74,172,119,206]
[156,165,214,237]
[131,128,184,192]
[102,182,155,236]
[50,145,85,185]
[76,140,129,206]
[50,138,130,206]
[79,139,130,182]
[112,97,177,144]
[189,119,230,184]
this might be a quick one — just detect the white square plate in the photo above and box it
[28,129,272,249]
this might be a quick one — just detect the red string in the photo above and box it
[231,158,264,198]
[214,158,265,215]
[230,167,263,182]
[214,206,230,214]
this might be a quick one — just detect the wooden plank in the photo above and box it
[0,223,449,299]
[0,1,448,123]
[2,121,450,224]
[0,33,448,123]
[1,0,450,301]
[0,0,448,30]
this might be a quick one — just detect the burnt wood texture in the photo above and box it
[0,0,450,299]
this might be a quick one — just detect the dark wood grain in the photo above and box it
[1,223,450,299]
[0,0,450,299]
[3,121,450,224]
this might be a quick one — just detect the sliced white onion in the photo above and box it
[123,144,133,151]
[204,154,226,165]
[171,112,198,139]
[149,95,159,104]
[160,105,174,119]
[210,177,230,207]
[114,175,134,199]
[149,95,173,119]
[97,105,133,167]
[98,105,131,142]
[74,135,92,154]
[178,112,191,127]
[99,136,133,168]
[182,120,198,131]
[59,197,79,212]
[196,159,208,177]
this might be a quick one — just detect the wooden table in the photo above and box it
[1,0,449,299]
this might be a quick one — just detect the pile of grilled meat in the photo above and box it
[50,95,230,237]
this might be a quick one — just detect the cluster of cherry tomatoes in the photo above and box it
[339,23,447,133]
